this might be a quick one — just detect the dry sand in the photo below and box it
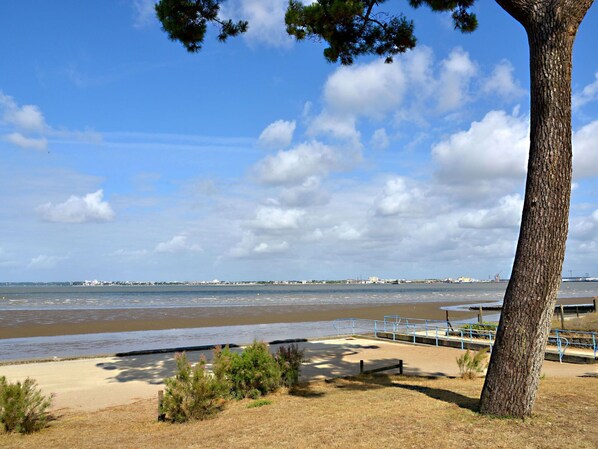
[1,337,596,413]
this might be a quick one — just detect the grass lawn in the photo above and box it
[1,374,596,448]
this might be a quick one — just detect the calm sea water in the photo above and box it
[1,282,596,362]
[2,282,597,311]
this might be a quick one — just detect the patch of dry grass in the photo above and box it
[553,312,598,332]
[1,375,596,449]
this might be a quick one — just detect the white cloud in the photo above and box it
[37,190,115,223]
[5,132,48,150]
[370,128,389,150]
[573,120,598,178]
[482,60,525,99]
[307,111,360,143]
[573,71,598,109]
[329,223,361,241]
[258,119,296,149]
[375,178,426,217]
[437,48,477,111]
[154,235,202,253]
[0,93,47,132]
[323,59,406,118]
[458,194,523,229]
[28,254,66,269]
[253,206,305,230]
[132,0,156,28]
[253,241,289,254]
[254,141,339,185]
[432,110,529,183]
[220,0,294,48]
[279,176,329,207]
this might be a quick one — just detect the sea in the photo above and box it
[1,282,597,362]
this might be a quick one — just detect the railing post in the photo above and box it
[374,320,377,337]
[435,326,438,346]
[460,330,464,350]
[593,333,596,358]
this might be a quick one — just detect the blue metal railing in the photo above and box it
[332,316,597,362]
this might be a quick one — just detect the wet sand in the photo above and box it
[1,301,485,339]
[1,296,592,339]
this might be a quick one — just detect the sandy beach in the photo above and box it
[0,336,595,413]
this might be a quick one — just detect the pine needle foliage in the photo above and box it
[0,376,52,434]
[161,353,227,423]
[456,348,489,380]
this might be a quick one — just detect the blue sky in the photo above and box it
[1,1,597,282]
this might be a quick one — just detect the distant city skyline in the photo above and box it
[1,1,597,282]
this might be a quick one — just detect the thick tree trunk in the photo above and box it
[479,1,593,418]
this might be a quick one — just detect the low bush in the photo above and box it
[161,353,227,423]
[214,341,282,399]
[0,376,52,434]
[274,344,305,388]
[456,348,489,379]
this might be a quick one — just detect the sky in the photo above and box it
[0,1,597,282]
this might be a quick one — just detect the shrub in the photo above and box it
[217,341,282,399]
[274,344,305,388]
[0,376,52,434]
[161,353,227,423]
[456,348,489,379]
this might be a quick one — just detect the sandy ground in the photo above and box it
[1,297,592,339]
[1,337,596,413]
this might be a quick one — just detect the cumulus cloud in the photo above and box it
[482,60,525,99]
[154,235,202,253]
[253,206,305,230]
[458,194,523,229]
[432,110,529,183]
[573,120,598,178]
[5,132,48,150]
[28,254,66,269]
[375,178,426,217]
[37,190,115,223]
[279,177,329,207]
[253,241,289,254]
[307,111,360,143]
[254,141,339,185]
[437,48,477,111]
[0,93,47,132]
[258,119,296,149]
[220,0,294,48]
[323,59,407,118]
[573,71,598,109]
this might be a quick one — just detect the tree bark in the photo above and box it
[479,0,594,418]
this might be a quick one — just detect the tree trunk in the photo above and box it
[479,0,593,418]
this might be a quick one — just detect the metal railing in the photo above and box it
[332,316,598,363]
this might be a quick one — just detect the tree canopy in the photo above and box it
[156,0,477,64]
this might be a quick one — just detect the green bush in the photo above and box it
[214,341,282,399]
[161,353,227,423]
[456,348,489,379]
[274,344,305,388]
[0,376,52,434]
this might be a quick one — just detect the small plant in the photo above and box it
[456,348,489,379]
[0,376,52,434]
[246,398,272,408]
[223,341,282,399]
[274,344,305,388]
[161,353,227,423]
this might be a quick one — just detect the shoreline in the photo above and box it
[1,297,593,340]
[1,301,482,339]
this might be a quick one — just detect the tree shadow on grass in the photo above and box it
[327,373,479,412]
